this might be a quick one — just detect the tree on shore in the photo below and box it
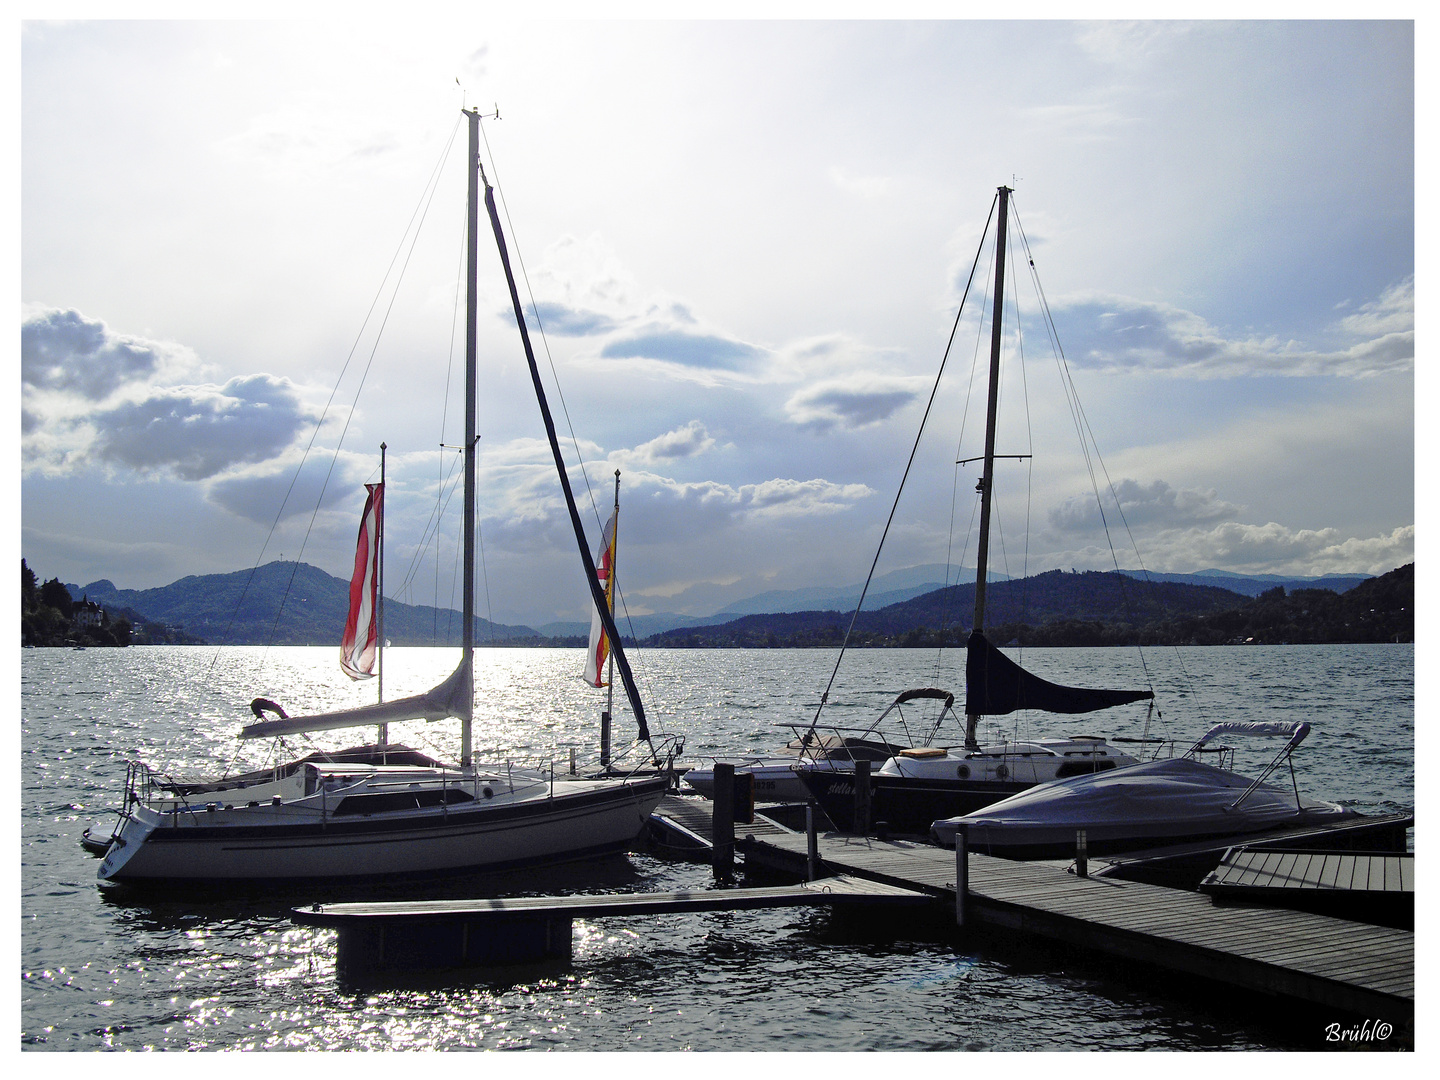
[21,560,132,647]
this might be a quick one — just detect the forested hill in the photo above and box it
[70,561,546,646]
[857,570,1243,635]
[643,565,1413,648]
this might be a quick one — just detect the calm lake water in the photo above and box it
[20,643,1413,1051]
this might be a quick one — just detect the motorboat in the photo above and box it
[93,108,673,885]
[681,688,951,803]
[930,720,1357,858]
[799,730,1140,834]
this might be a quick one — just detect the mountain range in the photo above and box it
[538,565,1372,638]
[71,562,547,647]
[64,560,1376,647]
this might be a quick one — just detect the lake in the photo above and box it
[20,643,1413,1050]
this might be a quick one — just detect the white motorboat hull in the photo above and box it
[98,773,668,883]
[683,758,848,803]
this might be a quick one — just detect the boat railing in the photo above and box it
[780,722,918,764]
[468,731,684,789]
[1112,736,1235,769]
[122,758,221,820]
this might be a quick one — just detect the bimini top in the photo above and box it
[1186,720,1310,756]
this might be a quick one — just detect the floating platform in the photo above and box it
[292,873,931,979]
[1199,848,1413,929]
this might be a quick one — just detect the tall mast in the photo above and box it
[966,184,1010,750]
[459,107,480,769]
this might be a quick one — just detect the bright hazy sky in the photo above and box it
[19,16,1415,628]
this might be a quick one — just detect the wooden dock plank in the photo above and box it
[295,873,930,926]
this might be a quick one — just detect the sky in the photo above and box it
[17,16,1417,629]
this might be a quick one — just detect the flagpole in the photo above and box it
[377,442,387,752]
[601,470,619,768]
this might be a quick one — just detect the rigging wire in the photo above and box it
[261,136,459,651]
[475,114,650,702]
[205,114,465,681]
[1010,205,1184,709]
[1003,224,1035,656]
[927,222,1005,686]
[437,170,468,644]
[807,193,1000,730]
[475,113,654,746]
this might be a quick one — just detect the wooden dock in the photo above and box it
[293,872,930,978]
[653,796,1414,1027]
[1199,848,1413,929]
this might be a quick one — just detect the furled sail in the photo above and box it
[582,508,618,688]
[340,482,383,680]
[965,631,1154,716]
[240,656,471,740]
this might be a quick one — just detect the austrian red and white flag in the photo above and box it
[340,482,383,680]
[582,510,618,687]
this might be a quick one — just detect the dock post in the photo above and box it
[1075,829,1088,878]
[854,759,872,835]
[713,762,735,881]
[954,824,969,926]
[806,802,820,881]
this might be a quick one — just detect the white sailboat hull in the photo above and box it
[99,772,668,883]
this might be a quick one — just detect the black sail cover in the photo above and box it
[965,631,1154,716]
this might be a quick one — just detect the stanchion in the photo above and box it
[954,823,969,926]
[806,802,820,881]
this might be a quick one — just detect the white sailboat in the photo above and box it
[798,186,1150,832]
[95,108,671,885]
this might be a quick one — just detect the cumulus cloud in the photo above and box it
[89,375,317,481]
[473,432,873,552]
[20,306,318,485]
[22,306,195,399]
[1050,478,1241,532]
[1337,277,1414,338]
[1057,283,1413,378]
[206,448,371,524]
[1049,522,1413,580]
[642,475,874,520]
[599,326,766,370]
[784,374,925,431]
[615,421,715,466]
[523,300,617,337]
[1141,522,1413,578]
